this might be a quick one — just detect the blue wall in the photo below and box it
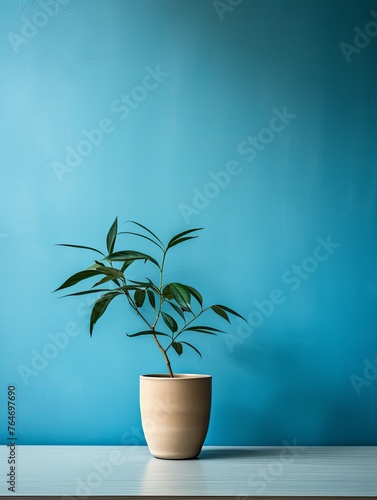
[1,0,377,446]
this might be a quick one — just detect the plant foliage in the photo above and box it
[54,218,245,377]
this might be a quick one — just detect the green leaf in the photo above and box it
[120,260,133,273]
[180,341,202,358]
[54,269,103,292]
[120,285,146,292]
[90,292,120,335]
[172,341,183,356]
[184,325,223,335]
[162,284,173,300]
[211,305,230,323]
[147,290,156,309]
[128,279,159,292]
[91,266,123,284]
[56,244,105,257]
[161,312,178,333]
[166,235,199,249]
[213,304,246,321]
[106,250,159,268]
[134,289,146,307]
[167,301,185,319]
[127,221,164,245]
[169,282,191,310]
[106,217,118,255]
[185,325,224,332]
[166,228,203,249]
[118,231,164,250]
[95,266,121,276]
[186,285,203,306]
[60,288,112,298]
[126,330,170,338]
[92,275,120,287]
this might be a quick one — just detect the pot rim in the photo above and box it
[140,373,211,379]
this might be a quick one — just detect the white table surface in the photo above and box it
[0,445,376,499]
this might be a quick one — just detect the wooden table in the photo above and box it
[0,445,376,499]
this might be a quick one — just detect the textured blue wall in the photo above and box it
[1,0,377,446]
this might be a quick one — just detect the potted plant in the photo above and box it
[55,217,245,459]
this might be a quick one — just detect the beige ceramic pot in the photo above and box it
[140,374,212,459]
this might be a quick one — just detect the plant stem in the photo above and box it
[125,291,174,377]
[152,333,174,378]
[156,249,174,376]
[122,250,174,377]
[151,248,167,330]
[172,306,210,342]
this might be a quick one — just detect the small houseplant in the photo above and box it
[55,217,244,459]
